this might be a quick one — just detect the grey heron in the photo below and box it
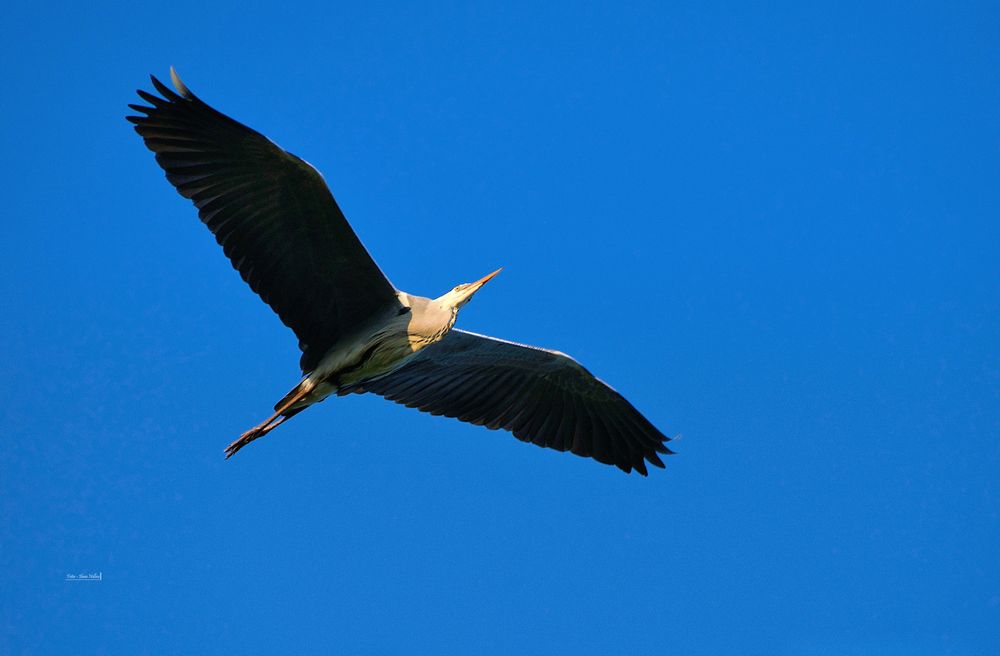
[127,69,673,475]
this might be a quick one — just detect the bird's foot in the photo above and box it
[225,425,267,459]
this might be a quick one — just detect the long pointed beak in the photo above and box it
[455,267,503,306]
[471,267,503,289]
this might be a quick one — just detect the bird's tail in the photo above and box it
[224,380,315,458]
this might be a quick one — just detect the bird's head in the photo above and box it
[438,268,503,309]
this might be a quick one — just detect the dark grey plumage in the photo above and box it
[128,70,673,474]
[127,71,400,372]
[360,330,672,475]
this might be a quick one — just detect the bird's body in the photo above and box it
[129,68,673,474]
[231,285,489,454]
[286,292,464,404]
[308,292,436,392]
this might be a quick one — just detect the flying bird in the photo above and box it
[127,68,673,474]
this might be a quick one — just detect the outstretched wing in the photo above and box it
[360,329,673,475]
[127,69,401,372]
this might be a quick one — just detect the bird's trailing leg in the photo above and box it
[224,413,294,459]
[224,380,314,459]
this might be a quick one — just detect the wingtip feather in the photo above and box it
[150,74,183,102]
[170,66,193,98]
[646,452,666,469]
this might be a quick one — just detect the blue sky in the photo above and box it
[2,1,998,653]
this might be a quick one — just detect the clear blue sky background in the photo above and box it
[2,1,998,654]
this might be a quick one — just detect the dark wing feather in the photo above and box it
[360,329,673,475]
[127,69,400,372]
